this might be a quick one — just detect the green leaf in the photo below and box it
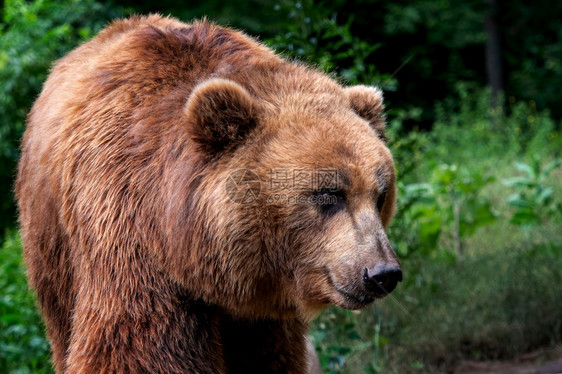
[510,210,540,226]
[514,161,535,177]
[536,187,553,204]
[432,164,457,185]
[410,361,425,369]
[540,158,561,180]
[507,195,535,209]
[503,176,535,188]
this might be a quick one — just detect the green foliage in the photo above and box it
[389,181,441,257]
[383,0,486,86]
[504,158,561,227]
[430,164,497,260]
[418,84,562,175]
[311,309,360,373]
[501,1,562,119]
[266,0,397,89]
[0,232,52,373]
[391,164,496,259]
[373,242,562,373]
[311,308,391,374]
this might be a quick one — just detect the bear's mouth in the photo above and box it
[334,286,376,309]
[322,271,377,309]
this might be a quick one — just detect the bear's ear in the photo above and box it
[185,78,262,154]
[345,85,387,142]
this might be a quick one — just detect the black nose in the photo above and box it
[363,264,403,296]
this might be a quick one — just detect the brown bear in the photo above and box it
[16,15,401,373]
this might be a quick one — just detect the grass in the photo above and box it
[381,242,562,372]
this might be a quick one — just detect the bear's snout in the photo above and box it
[363,263,402,297]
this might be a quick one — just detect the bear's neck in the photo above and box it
[158,291,311,373]
[218,312,309,373]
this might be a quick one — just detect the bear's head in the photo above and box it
[174,75,401,320]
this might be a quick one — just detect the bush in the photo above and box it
[265,0,396,89]
[0,232,52,373]
[374,243,562,373]
[504,158,562,227]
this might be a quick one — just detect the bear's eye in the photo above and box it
[376,189,387,212]
[313,189,346,216]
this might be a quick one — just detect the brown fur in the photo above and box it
[16,15,400,373]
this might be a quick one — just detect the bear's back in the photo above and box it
[23,15,277,157]
[17,15,284,227]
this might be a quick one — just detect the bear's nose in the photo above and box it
[363,264,402,296]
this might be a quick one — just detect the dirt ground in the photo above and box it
[455,347,562,374]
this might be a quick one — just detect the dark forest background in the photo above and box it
[1,1,561,373]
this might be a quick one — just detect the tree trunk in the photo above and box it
[485,0,503,105]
